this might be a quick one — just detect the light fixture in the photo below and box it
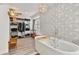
[39,4,48,13]
[8,8,15,16]
[8,7,22,21]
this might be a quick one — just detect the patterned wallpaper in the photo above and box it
[40,3,79,45]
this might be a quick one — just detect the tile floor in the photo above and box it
[4,37,37,55]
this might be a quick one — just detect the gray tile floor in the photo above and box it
[5,37,36,55]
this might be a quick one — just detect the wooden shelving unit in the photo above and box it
[9,17,18,50]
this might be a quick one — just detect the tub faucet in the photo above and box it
[49,37,58,48]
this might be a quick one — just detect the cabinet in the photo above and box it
[9,17,18,49]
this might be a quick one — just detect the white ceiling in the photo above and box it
[9,3,40,12]
[7,3,55,18]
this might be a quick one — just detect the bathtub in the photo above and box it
[35,36,79,55]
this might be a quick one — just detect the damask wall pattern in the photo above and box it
[40,3,79,45]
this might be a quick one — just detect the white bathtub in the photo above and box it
[35,36,79,55]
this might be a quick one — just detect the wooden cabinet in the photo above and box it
[9,37,17,49]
